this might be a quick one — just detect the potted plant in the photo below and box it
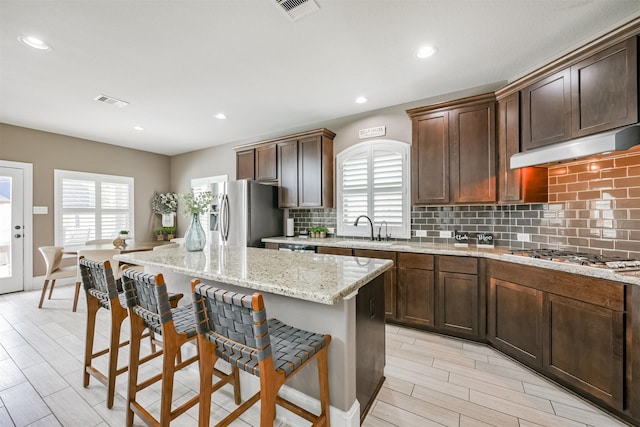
[154,227,165,241]
[119,230,130,239]
[163,226,176,240]
[317,226,328,238]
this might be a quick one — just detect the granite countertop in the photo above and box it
[114,245,393,305]
[263,236,640,287]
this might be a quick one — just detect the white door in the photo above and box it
[0,167,24,294]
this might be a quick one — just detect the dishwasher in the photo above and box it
[277,243,317,253]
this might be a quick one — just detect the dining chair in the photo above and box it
[38,246,78,308]
[169,237,184,244]
[121,269,236,426]
[72,249,122,312]
[191,279,331,427]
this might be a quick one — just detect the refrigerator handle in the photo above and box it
[222,194,230,242]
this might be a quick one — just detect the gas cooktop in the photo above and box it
[508,249,640,272]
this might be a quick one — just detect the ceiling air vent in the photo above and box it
[93,94,129,108]
[273,0,319,21]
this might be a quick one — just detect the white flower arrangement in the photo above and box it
[152,192,178,215]
[180,190,216,215]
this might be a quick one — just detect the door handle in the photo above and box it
[223,195,230,241]
[14,225,22,230]
[14,234,22,238]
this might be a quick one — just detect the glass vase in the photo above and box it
[185,213,206,252]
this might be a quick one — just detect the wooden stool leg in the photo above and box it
[83,296,99,388]
[317,345,331,427]
[259,372,279,426]
[197,337,215,427]
[160,343,179,426]
[72,281,81,312]
[107,307,127,409]
[126,315,145,427]
[38,280,50,308]
[48,279,56,299]
[232,367,241,405]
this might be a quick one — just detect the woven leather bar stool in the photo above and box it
[191,279,332,427]
[80,258,184,409]
[121,269,239,427]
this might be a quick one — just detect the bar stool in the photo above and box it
[80,257,183,409]
[191,279,332,427]
[121,269,239,426]
[73,248,123,312]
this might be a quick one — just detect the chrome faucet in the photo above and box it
[354,215,375,241]
[377,220,389,241]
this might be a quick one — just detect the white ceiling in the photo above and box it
[1,1,639,156]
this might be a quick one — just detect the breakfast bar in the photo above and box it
[115,245,393,426]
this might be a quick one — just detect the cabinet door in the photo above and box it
[498,94,548,203]
[411,111,449,204]
[521,68,572,150]
[437,271,478,337]
[543,293,624,410]
[488,278,543,369]
[264,242,279,250]
[450,102,497,203]
[236,149,255,180]
[298,135,323,207]
[571,37,638,138]
[355,249,397,320]
[277,140,299,208]
[256,144,277,181]
[397,267,435,327]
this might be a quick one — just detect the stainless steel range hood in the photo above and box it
[510,125,640,169]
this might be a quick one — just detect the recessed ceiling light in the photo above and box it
[18,36,51,50]
[416,46,437,59]
[215,113,227,120]
[133,126,144,131]
[355,96,368,104]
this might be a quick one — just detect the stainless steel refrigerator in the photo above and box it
[209,180,283,247]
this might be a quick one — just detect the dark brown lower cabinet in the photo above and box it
[316,246,353,256]
[354,250,397,321]
[543,293,624,410]
[487,260,627,416]
[437,256,481,339]
[488,278,543,368]
[397,253,435,327]
[264,242,279,250]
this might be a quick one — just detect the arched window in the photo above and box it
[337,139,410,239]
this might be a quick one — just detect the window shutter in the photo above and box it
[55,171,134,245]
[337,140,410,238]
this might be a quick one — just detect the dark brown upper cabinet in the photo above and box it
[497,93,548,203]
[521,68,572,150]
[571,37,638,138]
[235,149,255,180]
[277,139,299,208]
[410,111,450,204]
[521,36,638,151]
[255,144,277,181]
[407,93,497,205]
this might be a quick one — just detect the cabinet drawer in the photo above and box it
[353,249,396,262]
[439,256,477,274]
[398,252,434,270]
[317,246,353,256]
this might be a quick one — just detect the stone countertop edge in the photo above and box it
[114,248,394,305]
[262,236,640,287]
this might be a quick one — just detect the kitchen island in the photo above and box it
[115,245,393,427]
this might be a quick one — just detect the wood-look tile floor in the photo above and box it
[0,285,632,427]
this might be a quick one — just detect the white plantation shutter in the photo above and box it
[337,140,410,238]
[55,170,134,245]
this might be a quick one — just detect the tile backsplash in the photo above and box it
[288,148,640,259]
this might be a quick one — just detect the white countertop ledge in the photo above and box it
[114,246,393,305]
